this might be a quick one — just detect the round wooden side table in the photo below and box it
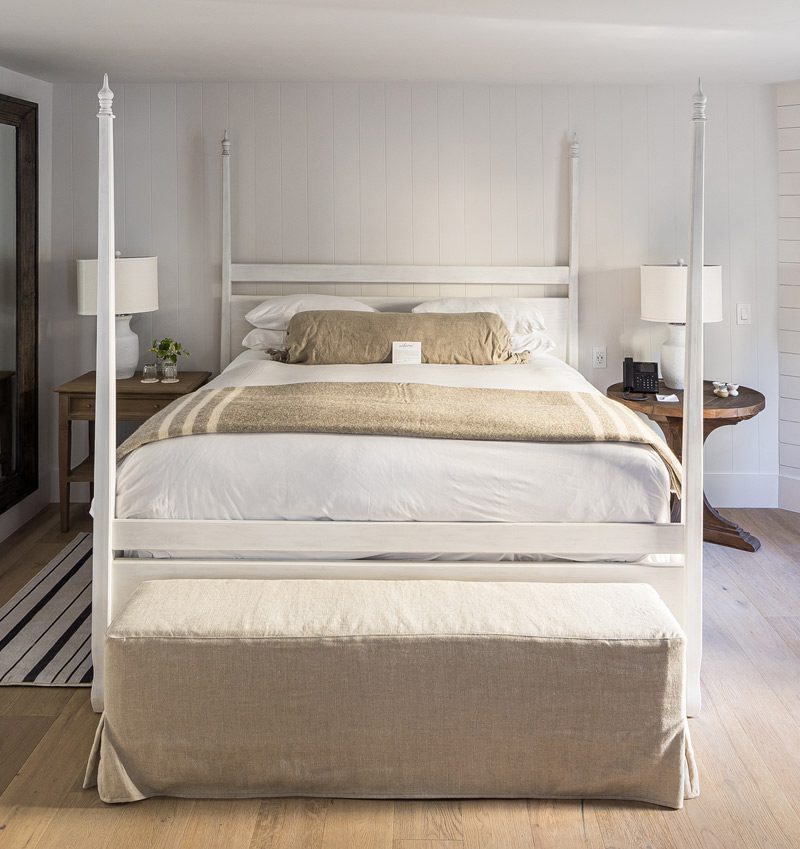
[606,381,766,552]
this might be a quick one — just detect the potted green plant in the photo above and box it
[149,337,190,383]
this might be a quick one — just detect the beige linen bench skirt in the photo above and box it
[84,579,699,808]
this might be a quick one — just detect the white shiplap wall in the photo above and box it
[50,82,779,506]
[778,81,800,511]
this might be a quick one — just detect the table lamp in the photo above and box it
[77,256,159,379]
[640,262,722,390]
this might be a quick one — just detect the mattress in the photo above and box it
[116,351,671,560]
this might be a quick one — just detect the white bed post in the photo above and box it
[683,82,706,717]
[567,133,580,370]
[91,75,117,712]
[220,129,232,373]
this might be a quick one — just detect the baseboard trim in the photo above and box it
[779,475,800,513]
[703,473,778,508]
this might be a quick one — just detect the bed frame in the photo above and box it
[91,77,707,718]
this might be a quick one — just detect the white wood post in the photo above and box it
[568,134,580,370]
[91,74,116,712]
[683,81,707,717]
[220,129,231,373]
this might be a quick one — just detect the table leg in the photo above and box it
[702,496,761,551]
[58,395,71,533]
[653,415,761,552]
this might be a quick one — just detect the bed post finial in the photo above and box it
[222,128,231,156]
[692,79,707,122]
[97,74,114,118]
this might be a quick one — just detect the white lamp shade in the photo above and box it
[76,256,159,315]
[640,264,723,324]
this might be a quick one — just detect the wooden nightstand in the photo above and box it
[54,370,211,532]
[607,380,766,552]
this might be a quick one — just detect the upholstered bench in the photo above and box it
[85,579,698,807]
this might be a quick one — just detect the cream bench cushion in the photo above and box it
[85,579,698,807]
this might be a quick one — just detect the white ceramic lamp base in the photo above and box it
[660,323,685,390]
[115,314,140,379]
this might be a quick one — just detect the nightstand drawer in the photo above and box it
[67,396,174,419]
[118,398,173,419]
[68,396,96,417]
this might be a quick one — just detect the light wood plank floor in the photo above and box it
[0,504,798,849]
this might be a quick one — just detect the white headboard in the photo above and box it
[220,133,579,372]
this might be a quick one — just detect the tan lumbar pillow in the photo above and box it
[281,310,530,365]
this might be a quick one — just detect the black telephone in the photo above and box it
[623,357,660,394]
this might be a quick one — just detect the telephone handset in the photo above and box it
[623,357,659,394]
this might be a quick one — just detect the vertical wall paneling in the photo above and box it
[437,84,466,266]
[515,86,544,267]
[411,83,439,266]
[359,83,388,265]
[385,83,413,265]
[333,84,360,264]
[593,87,624,382]
[49,82,781,507]
[176,84,204,362]
[620,87,649,363]
[198,84,228,368]
[703,85,733,473]
[307,83,335,263]
[253,83,282,262]
[463,85,491,267]
[122,85,154,359]
[279,83,309,262]
[228,83,256,263]
[149,84,179,348]
[489,86,518,266]
[540,87,569,270]
[727,86,760,473]
[778,82,800,508]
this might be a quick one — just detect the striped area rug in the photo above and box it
[0,533,93,686]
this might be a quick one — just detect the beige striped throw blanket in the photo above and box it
[117,382,682,495]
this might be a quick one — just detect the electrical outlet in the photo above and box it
[736,303,752,325]
[592,346,607,369]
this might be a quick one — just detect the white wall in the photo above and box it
[0,65,53,543]
[51,81,779,507]
[778,81,800,512]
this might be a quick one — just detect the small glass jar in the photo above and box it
[161,362,179,383]
[141,363,159,383]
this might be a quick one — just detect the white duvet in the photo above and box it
[116,351,670,560]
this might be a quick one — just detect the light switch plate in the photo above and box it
[736,303,752,325]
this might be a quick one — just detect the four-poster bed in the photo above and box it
[90,75,707,719]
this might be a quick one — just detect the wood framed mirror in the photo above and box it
[0,93,38,514]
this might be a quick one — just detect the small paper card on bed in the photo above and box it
[392,341,422,364]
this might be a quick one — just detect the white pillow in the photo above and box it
[245,294,376,330]
[512,330,555,355]
[242,328,287,351]
[412,297,547,335]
